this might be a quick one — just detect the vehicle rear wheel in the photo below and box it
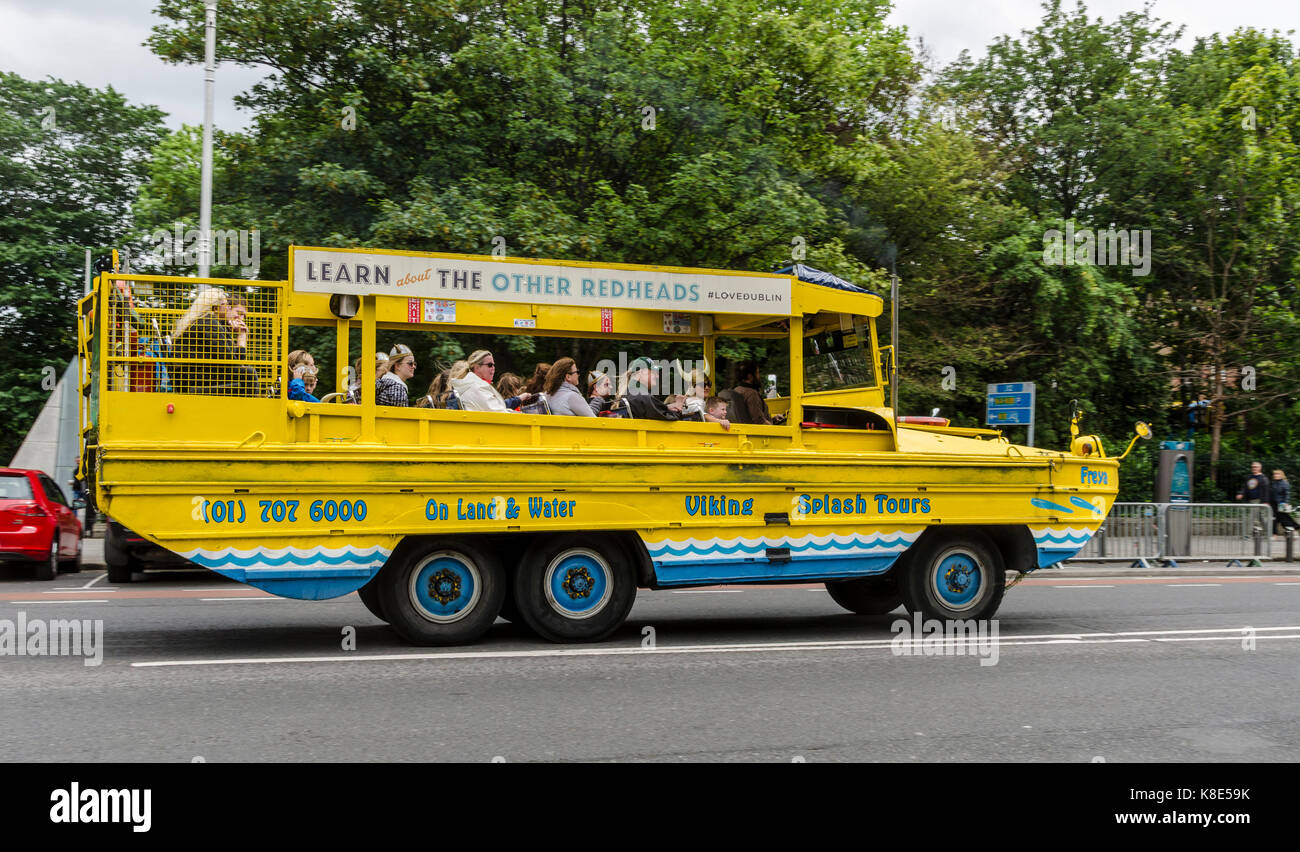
[899,529,1005,622]
[357,574,388,623]
[514,534,637,643]
[825,573,903,615]
[377,539,505,646]
[36,535,58,581]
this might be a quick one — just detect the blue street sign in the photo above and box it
[986,381,1036,444]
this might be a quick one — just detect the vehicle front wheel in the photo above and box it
[377,539,505,646]
[898,529,1006,622]
[825,574,903,615]
[104,524,137,584]
[35,535,58,581]
[514,534,637,643]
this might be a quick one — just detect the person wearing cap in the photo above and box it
[621,359,682,421]
[377,344,415,406]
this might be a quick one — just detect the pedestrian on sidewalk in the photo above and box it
[1236,461,1267,503]
[1270,469,1297,535]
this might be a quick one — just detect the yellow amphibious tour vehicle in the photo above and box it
[77,246,1141,645]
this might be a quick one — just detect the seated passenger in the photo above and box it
[418,361,465,411]
[451,350,518,412]
[171,288,258,395]
[703,395,731,430]
[544,358,595,417]
[347,352,388,404]
[303,366,319,397]
[622,360,683,421]
[494,371,533,409]
[287,349,319,402]
[377,344,415,407]
[523,362,551,396]
[587,371,612,414]
[728,360,784,425]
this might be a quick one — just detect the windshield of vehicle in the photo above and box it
[0,474,34,500]
[802,321,878,393]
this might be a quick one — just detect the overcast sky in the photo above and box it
[2,0,1296,132]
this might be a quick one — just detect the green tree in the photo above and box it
[0,72,165,463]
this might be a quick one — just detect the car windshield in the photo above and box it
[0,474,34,500]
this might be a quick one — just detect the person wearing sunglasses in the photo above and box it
[449,350,529,412]
[377,343,415,406]
[543,357,595,417]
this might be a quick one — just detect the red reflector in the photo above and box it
[897,416,950,426]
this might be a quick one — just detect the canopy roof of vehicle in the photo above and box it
[286,246,883,340]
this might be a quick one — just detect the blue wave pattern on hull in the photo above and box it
[178,545,393,600]
[1030,527,1096,569]
[645,531,922,585]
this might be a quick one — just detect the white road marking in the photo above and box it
[199,597,281,602]
[48,588,118,594]
[132,624,1300,668]
[1273,583,1300,586]
[1166,583,1222,587]
[1050,585,1115,589]
[10,600,109,605]
[81,573,108,589]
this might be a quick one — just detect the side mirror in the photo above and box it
[1117,421,1153,461]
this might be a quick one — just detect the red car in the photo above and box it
[0,468,83,580]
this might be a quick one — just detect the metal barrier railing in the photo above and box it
[1069,502,1277,566]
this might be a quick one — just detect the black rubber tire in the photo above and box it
[357,575,388,623]
[61,538,83,574]
[35,534,58,581]
[898,528,1006,622]
[514,534,637,643]
[825,573,903,615]
[104,523,137,584]
[377,539,505,646]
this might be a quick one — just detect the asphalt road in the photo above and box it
[2,559,1298,762]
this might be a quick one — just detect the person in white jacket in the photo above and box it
[450,350,527,412]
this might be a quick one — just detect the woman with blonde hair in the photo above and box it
[377,343,415,407]
[451,350,515,412]
[544,358,595,417]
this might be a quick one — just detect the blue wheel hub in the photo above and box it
[545,549,611,619]
[409,553,480,623]
[933,551,982,609]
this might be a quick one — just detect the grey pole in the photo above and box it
[890,271,899,417]
[198,0,217,278]
[83,248,91,296]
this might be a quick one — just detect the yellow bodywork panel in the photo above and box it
[80,248,1116,600]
